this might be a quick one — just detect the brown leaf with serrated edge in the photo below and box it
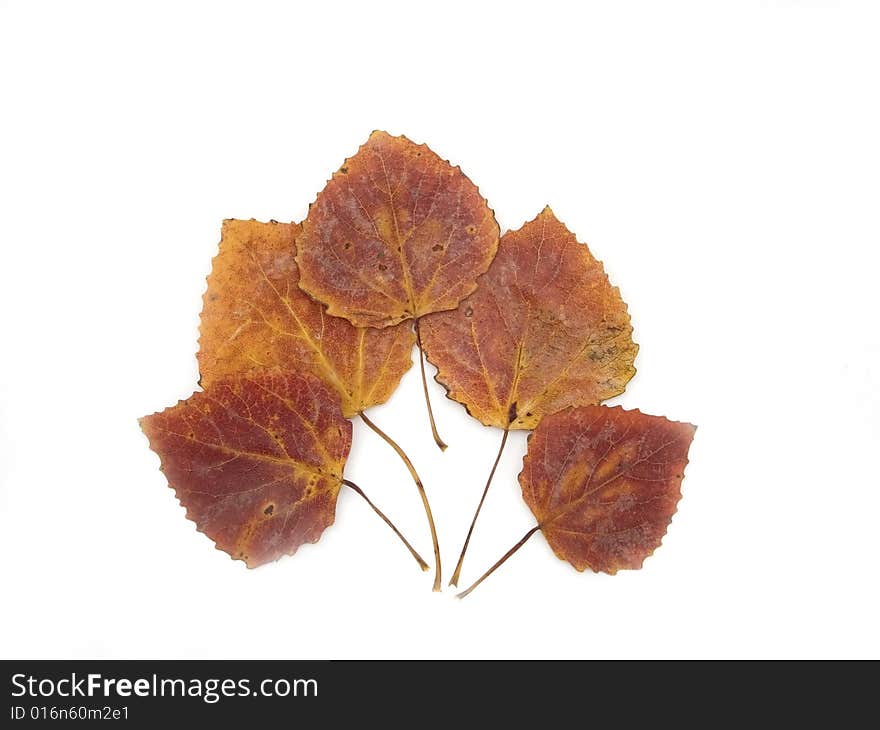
[296,131,500,329]
[139,370,351,567]
[457,405,696,598]
[424,206,639,586]
[198,219,414,418]
[420,207,638,430]
[522,405,696,574]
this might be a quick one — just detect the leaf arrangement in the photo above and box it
[140,131,697,597]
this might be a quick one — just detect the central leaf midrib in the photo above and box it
[378,151,417,317]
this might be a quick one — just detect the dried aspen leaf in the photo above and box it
[522,405,696,573]
[198,218,414,418]
[420,207,638,430]
[139,370,351,567]
[296,131,500,328]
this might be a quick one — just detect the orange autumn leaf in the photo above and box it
[458,406,696,597]
[521,405,697,573]
[296,131,499,329]
[197,218,414,418]
[420,207,638,430]
[139,370,351,567]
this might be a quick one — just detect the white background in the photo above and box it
[1,1,878,659]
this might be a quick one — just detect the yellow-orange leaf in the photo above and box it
[197,219,414,418]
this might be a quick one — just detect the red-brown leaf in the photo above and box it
[521,405,696,574]
[296,131,499,328]
[420,207,638,430]
[139,370,351,567]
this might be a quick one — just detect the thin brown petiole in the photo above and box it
[457,525,540,599]
[358,411,442,591]
[414,318,448,452]
[449,427,510,587]
[342,478,429,572]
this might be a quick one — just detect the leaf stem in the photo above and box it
[414,318,448,451]
[358,411,442,591]
[456,525,540,599]
[342,479,429,572]
[449,427,510,587]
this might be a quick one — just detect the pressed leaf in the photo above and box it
[420,207,638,430]
[198,218,414,418]
[139,369,351,567]
[141,369,427,571]
[295,130,500,329]
[521,405,696,573]
[457,405,696,597]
